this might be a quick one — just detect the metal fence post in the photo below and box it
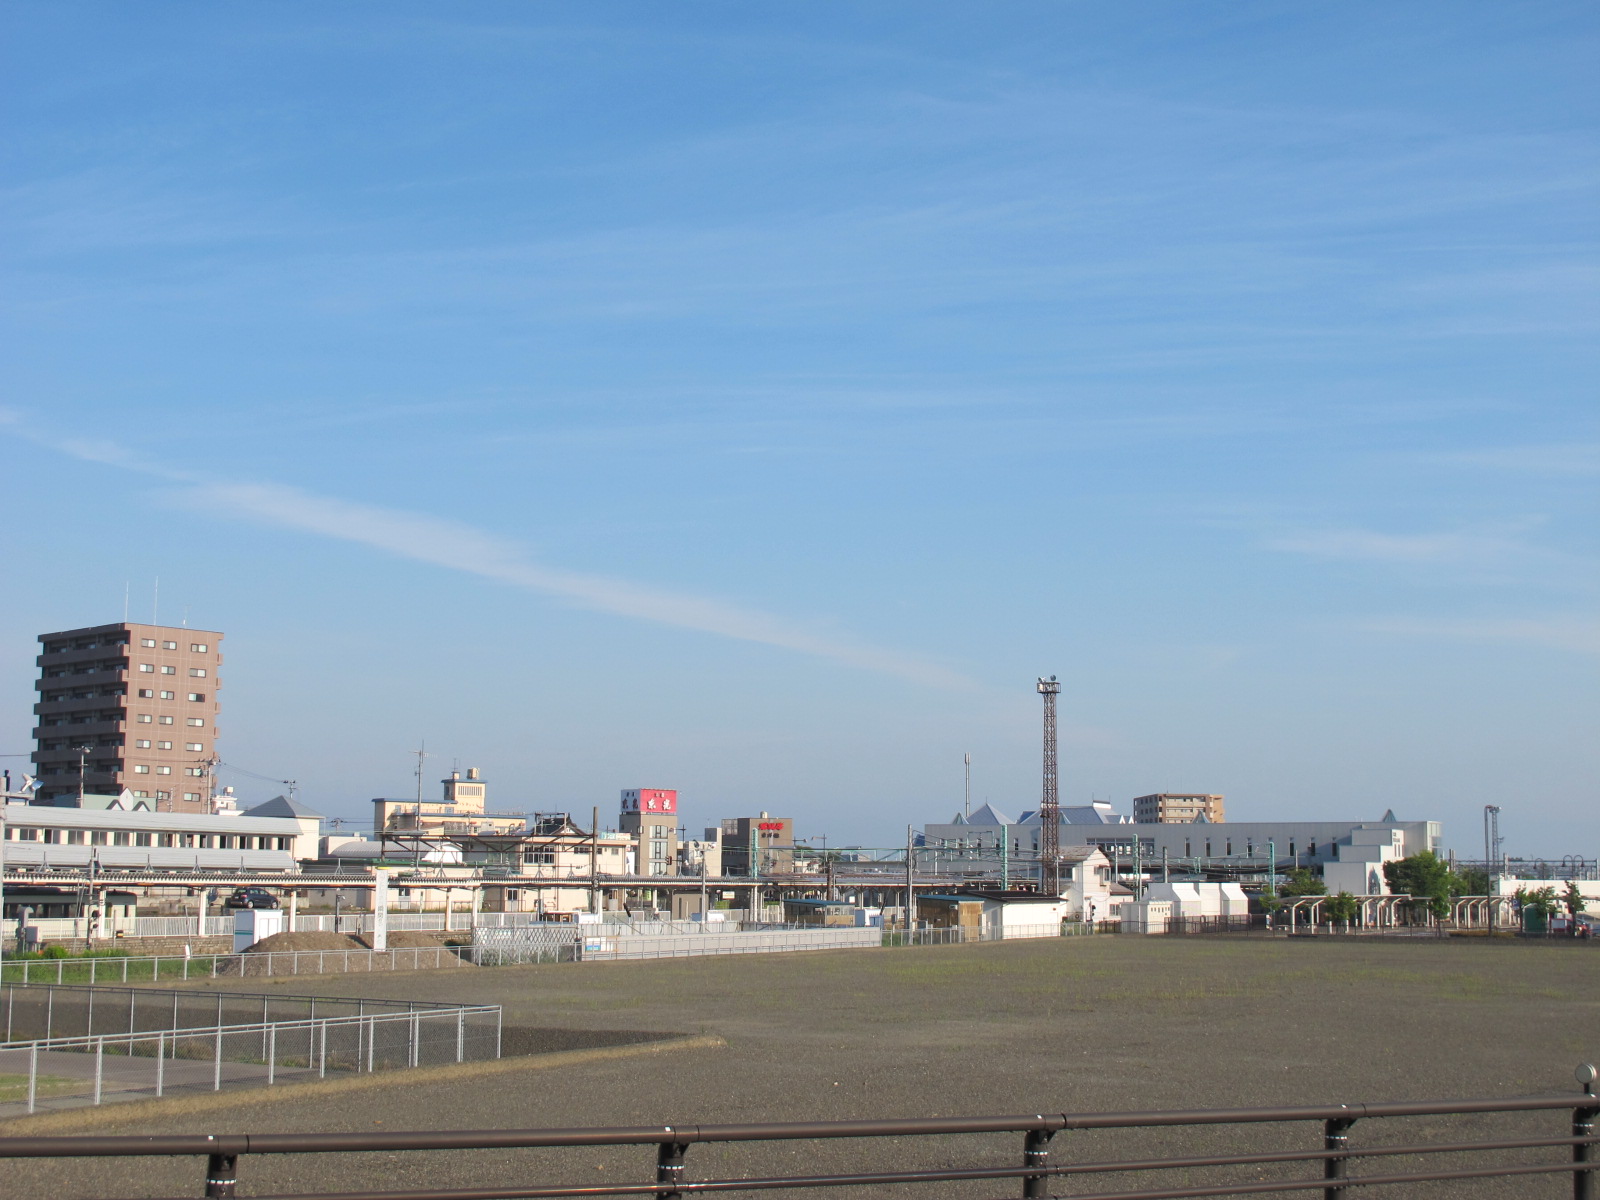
[1575,1063,1598,1200]
[318,1022,327,1078]
[93,1037,104,1105]
[156,1032,165,1097]
[410,1011,420,1068]
[1324,1115,1357,1200]
[656,1137,689,1200]
[213,1026,223,1091]
[267,1025,277,1086]
[1022,1127,1055,1198]
[456,1009,465,1063]
[204,1151,238,1199]
[366,1016,375,1073]
[27,1043,38,1113]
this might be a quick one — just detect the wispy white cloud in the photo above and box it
[1263,522,1550,567]
[1357,616,1600,657]
[15,423,971,689]
[1415,443,1600,477]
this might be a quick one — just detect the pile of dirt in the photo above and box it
[246,931,366,954]
[382,930,469,949]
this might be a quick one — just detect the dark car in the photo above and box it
[223,887,280,910]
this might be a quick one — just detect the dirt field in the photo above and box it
[2,935,1595,1199]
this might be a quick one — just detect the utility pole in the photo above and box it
[590,806,600,915]
[905,824,915,932]
[412,743,428,824]
[1484,806,1501,885]
[1036,677,1062,894]
[75,744,93,804]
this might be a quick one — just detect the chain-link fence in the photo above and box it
[0,985,500,1117]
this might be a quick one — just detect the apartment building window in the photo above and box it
[136,714,153,724]
[190,643,208,652]
[161,665,176,674]
[187,718,205,727]
[183,792,201,802]
[133,765,150,774]
[155,790,170,800]
[159,716,174,725]
[140,638,156,647]
[90,830,108,845]
[67,830,85,845]
[132,791,149,800]
[188,692,205,702]
[135,739,151,748]
[135,832,151,846]
[185,742,203,751]
[137,689,154,698]
[157,740,173,750]
[162,640,177,649]
[139,663,155,673]
[184,767,204,777]
[156,766,172,775]
[160,690,175,699]
[189,668,206,677]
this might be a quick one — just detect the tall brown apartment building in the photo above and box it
[33,622,223,812]
[1131,793,1225,824]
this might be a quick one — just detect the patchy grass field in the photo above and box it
[3,935,1595,1198]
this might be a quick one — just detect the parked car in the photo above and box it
[223,887,280,910]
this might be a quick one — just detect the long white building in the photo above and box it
[922,807,1441,895]
[2,799,315,872]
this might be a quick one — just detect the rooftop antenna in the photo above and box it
[1037,675,1062,894]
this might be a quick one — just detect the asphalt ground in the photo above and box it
[0,935,1595,1200]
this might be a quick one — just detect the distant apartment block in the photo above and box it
[1132,793,1225,824]
[33,622,223,812]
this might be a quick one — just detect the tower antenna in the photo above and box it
[1037,676,1062,894]
[963,752,971,819]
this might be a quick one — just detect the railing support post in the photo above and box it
[656,1137,689,1200]
[1324,1115,1356,1200]
[204,1151,238,1199]
[1575,1063,1598,1200]
[1022,1126,1056,1197]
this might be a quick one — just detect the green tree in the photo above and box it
[1324,892,1360,928]
[1562,881,1588,917]
[1383,850,1456,921]
[1280,868,1327,897]
[1455,865,1491,896]
[1516,886,1560,919]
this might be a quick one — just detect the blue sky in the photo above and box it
[2,3,1595,852]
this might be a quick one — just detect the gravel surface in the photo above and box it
[2,935,1595,1199]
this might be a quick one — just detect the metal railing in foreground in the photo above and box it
[0,1065,1593,1200]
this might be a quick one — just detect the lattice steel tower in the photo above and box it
[1037,675,1062,893]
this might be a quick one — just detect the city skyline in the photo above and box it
[2,3,1594,850]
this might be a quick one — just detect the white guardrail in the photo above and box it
[0,989,501,1116]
